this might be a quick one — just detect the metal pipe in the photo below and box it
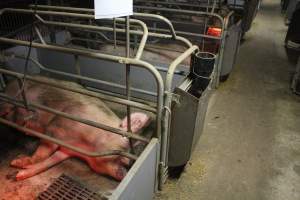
[134,0,221,10]
[133,5,225,25]
[27,5,192,48]
[0,67,162,143]
[11,54,159,105]
[0,117,138,160]
[125,16,134,154]
[0,8,149,60]
[74,55,82,84]
[0,90,150,145]
[160,45,199,188]
[27,7,192,48]
[33,14,148,60]
[27,5,178,40]
[214,11,234,87]
[0,41,165,139]
[148,27,221,40]
[34,26,46,45]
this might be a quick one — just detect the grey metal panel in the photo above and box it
[168,87,199,167]
[4,46,40,75]
[191,86,212,150]
[34,33,187,101]
[37,48,187,100]
[221,21,242,76]
[110,138,159,200]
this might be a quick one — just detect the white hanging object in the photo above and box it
[94,0,133,19]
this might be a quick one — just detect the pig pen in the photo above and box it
[25,5,217,173]
[134,0,242,86]
[0,7,206,200]
[0,11,166,200]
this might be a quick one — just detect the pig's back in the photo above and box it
[6,77,121,126]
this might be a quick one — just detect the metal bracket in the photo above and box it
[165,91,181,105]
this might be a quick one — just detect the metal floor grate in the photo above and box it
[38,174,106,200]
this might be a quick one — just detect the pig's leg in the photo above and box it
[15,150,70,181]
[11,142,58,169]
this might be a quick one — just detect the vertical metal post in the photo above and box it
[74,55,82,85]
[47,0,56,43]
[114,18,117,49]
[125,16,134,153]
[17,78,29,109]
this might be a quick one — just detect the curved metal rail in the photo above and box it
[26,5,193,48]
[133,5,235,87]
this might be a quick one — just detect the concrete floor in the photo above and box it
[156,0,300,199]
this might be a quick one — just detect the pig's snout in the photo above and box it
[120,112,151,133]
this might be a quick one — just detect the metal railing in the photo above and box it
[0,7,200,190]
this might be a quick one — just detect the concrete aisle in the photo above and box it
[156,0,300,199]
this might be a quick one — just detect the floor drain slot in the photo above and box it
[38,174,107,200]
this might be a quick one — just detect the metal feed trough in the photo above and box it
[133,0,242,85]
[0,5,214,200]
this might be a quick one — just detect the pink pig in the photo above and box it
[0,77,151,181]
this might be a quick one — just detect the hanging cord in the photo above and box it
[9,1,38,101]
[0,1,38,109]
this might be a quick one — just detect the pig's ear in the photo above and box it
[120,112,151,134]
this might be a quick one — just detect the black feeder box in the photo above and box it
[168,52,216,167]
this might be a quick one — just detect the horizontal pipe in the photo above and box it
[0,69,152,142]
[10,55,158,112]
[134,5,225,24]
[0,37,164,146]
[134,0,221,10]
[28,5,177,39]
[0,117,138,160]
[28,5,192,48]
[0,92,150,144]
[148,27,221,40]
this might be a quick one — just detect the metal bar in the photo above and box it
[16,78,28,109]
[0,91,150,144]
[0,38,164,95]
[215,11,234,87]
[33,14,148,60]
[125,16,133,154]
[0,8,148,60]
[26,5,192,48]
[7,54,158,112]
[34,26,46,45]
[134,0,221,10]
[113,18,117,49]
[0,48,164,141]
[29,8,191,48]
[0,64,156,112]
[27,5,178,40]
[148,27,222,40]
[160,45,199,188]
[133,5,225,24]
[0,117,138,160]
[74,55,82,84]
